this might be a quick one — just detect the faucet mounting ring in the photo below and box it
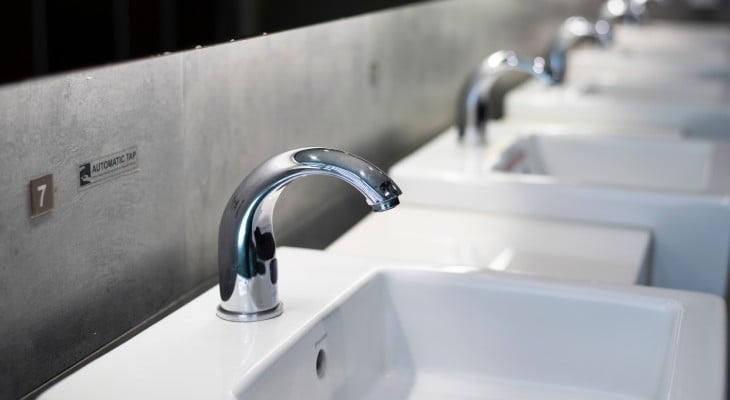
[216,303,283,322]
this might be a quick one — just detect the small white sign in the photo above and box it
[78,146,138,190]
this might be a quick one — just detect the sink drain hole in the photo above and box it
[315,349,326,379]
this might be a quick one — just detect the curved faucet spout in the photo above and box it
[599,0,661,26]
[548,16,613,84]
[217,147,401,322]
[457,50,557,146]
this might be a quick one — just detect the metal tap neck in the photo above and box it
[548,16,613,84]
[216,147,401,322]
[457,50,557,146]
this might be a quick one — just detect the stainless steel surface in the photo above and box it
[0,0,603,396]
[457,50,558,146]
[216,148,400,321]
[548,16,612,83]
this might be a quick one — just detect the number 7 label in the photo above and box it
[30,174,54,218]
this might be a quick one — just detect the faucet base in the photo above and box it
[216,303,284,322]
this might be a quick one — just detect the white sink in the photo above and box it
[562,60,729,103]
[568,44,730,76]
[612,22,730,52]
[564,66,728,100]
[505,80,730,138]
[569,75,727,104]
[328,205,651,285]
[38,248,726,399]
[389,129,730,296]
[566,23,730,84]
[487,119,683,140]
[566,47,730,79]
[494,134,712,192]
[607,42,730,62]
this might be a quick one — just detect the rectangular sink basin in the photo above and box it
[487,119,683,141]
[389,129,730,296]
[569,76,727,104]
[328,205,651,285]
[494,134,712,192]
[612,22,730,52]
[607,42,730,62]
[567,47,730,78]
[563,64,729,103]
[505,80,730,138]
[38,248,726,399]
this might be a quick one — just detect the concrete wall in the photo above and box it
[0,1,603,397]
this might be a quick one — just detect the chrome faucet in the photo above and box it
[216,147,402,322]
[457,50,557,146]
[599,0,659,26]
[548,16,613,83]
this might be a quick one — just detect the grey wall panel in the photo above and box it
[181,0,603,263]
[0,56,186,398]
[0,0,602,397]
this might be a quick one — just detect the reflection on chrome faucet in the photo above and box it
[457,50,558,146]
[458,15,612,146]
[548,16,613,83]
[599,0,660,26]
[216,147,402,322]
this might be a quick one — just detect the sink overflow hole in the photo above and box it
[315,349,326,379]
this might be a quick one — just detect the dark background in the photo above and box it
[1,0,728,87]
[0,0,424,86]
